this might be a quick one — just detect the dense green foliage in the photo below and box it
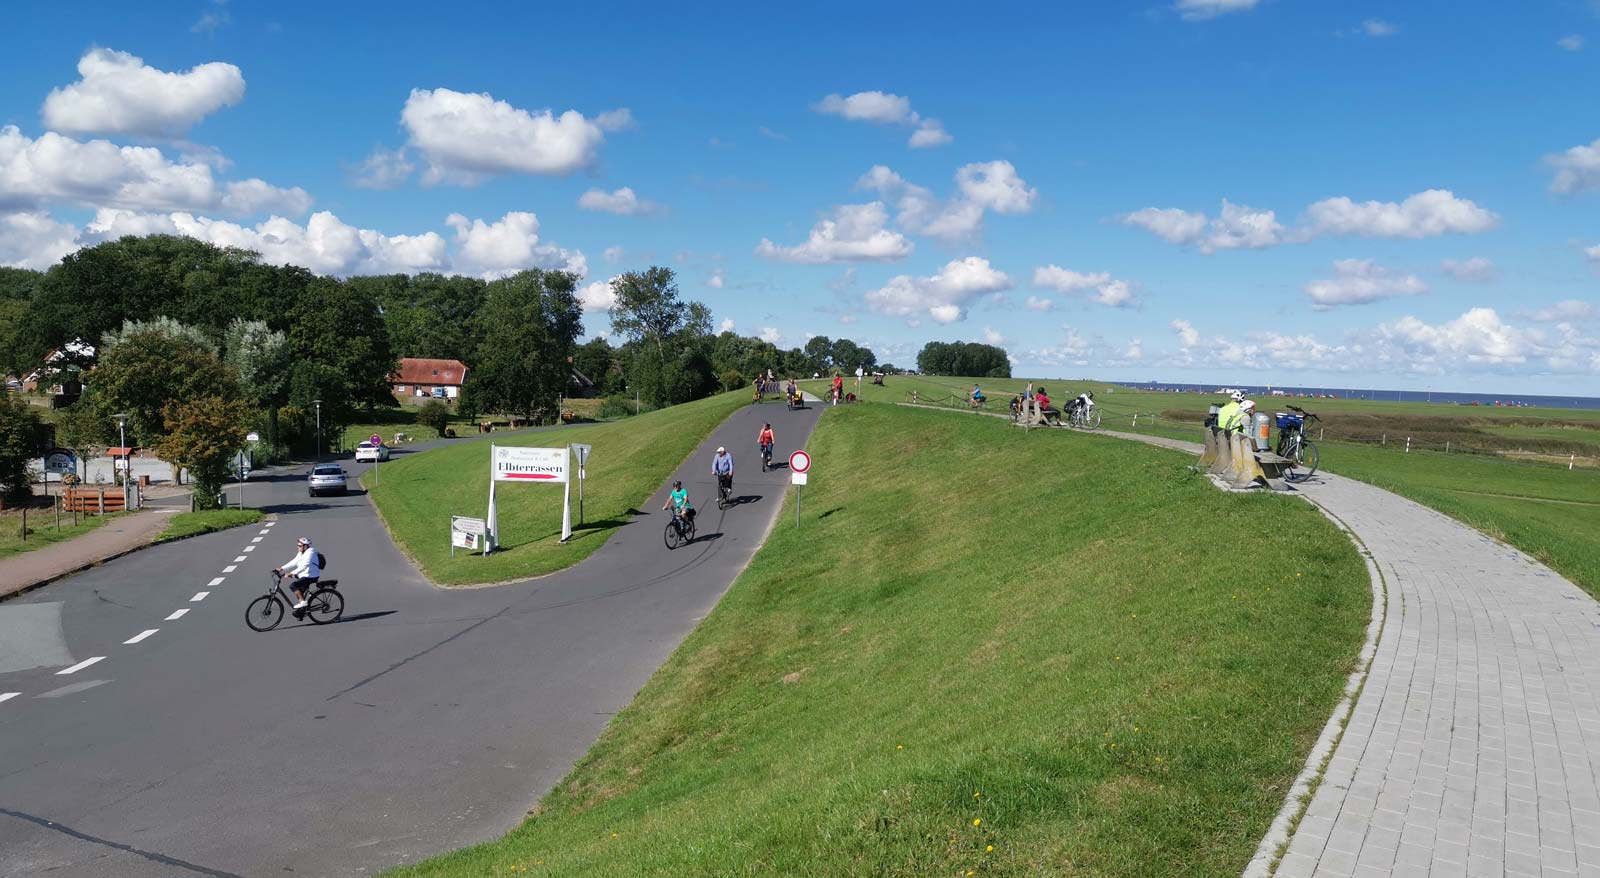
[0,392,42,500]
[388,404,1369,877]
[156,396,252,509]
[463,270,583,420]
[917,340,1011,377]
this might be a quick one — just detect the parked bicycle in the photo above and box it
[664,507,697,549]
[246,570,344,631]
[1275,405,1321,482]
[1066,393,1101,430]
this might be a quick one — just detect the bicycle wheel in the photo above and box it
[246,595,284,632]
[307,587,344,624]
[1296,441,1320,479]
[664,520,683,550]
[1085,408,1101,430]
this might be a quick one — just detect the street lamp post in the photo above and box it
[313,399,323,460]
[112,413,129,486]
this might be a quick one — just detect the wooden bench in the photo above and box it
[62,488,127,514]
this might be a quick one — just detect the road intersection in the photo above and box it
[0,401,820,877]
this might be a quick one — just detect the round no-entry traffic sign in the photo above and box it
[370,433,382,446]
[789,450,811,473]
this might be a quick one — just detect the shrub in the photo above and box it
[416,399,452,436]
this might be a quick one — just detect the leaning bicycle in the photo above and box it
[1275,405,1321,482]
[246,570,344,631]
[1066,396,1101,430]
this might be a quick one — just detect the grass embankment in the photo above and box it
[388,404,1369,878]
[0,507,120,560]
[157,508,265,542]
[367,391,748,585]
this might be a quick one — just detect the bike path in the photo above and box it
[0,402,821,877]
[1093,428,1600,878]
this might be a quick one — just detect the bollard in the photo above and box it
[1210,428,1234,475]
[1446,441,1450,454]
[1198,426,1218,469]
[1405,436,1411,454]
[1382,434,1387,446]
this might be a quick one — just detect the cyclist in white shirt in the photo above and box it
[274,537,321,609]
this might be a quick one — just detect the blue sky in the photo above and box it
[3,0,1598,394]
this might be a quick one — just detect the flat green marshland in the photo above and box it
[387,403,1369,877]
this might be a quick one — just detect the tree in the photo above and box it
[0,268,43,379]
[916,341,1010,378]
[156,397,250,510]
[416,399,451,436]
[89,318,239,446]
[573,336,621,395]
[223,319,292,449]
[0,393,42,501]
[468,270,583,421]
[608,267,715,406]
[52,404,111,481]
[358,273,488,361]
[285,276,397,441]
[804,335,835,372]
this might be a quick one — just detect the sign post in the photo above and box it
[789,450,811,529]
[856,365,863,397]
[488,443,573,551]
[572,444,593,524]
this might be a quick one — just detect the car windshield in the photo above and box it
[313,465,342,475]
[358,442,374,449]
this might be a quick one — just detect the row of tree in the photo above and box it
[916,341,1011,378]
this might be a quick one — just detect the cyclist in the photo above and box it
[969,384,986,407]
[661,480,694,530]
[1216,391,1245,434]
[711,446,735,500]
[1036,386,1058,421]
[758,423,775,467]
[274,537,321,610]
[831,373,844,402]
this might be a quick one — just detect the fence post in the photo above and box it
[1382,434,1387,446]
[1445,441,1450,454]
[1132,413,1139,427]
[1405,436,1411,453]
[97,490,105,516]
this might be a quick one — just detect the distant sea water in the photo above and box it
[1112,381,1600,412]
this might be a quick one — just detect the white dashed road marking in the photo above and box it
[233,556,247,563]
[165,609,189,621]
[208,577,225,587]
[250,537,263,543]
[57,657,105,675]
[0,693,19,704]
[258,529,270,535]
[190,592,209,602]
[124,629,158,644]
[223,565,236,573]
[243,546,255,553]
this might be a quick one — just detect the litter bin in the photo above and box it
[1252,412,1273,452]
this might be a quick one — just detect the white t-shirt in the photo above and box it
[282,546,321,579]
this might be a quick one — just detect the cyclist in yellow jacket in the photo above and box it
[1216,392,1245,433]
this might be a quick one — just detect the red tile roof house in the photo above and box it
[391,358,469,402]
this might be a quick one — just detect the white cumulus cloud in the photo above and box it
[1304,190,1498,238]
[577,186,662,216]
[755,201,914,263]
[41,48,245,137]
[446,210,586,279]
[1546,138,1600,194]
[1120,200,1282,253]
[1440,257,1496,282]
[1525,299,1595,322]
[759,327,782,345]
[719,317,735,332]
[1171,319,1201,347]
[1024,295,1055,311]
[1558,35,1585,52]
[865,256,1013,324]
[707,269,725,289]
[1174,0,1259,21]
[982,327,1008,345]
[0,210,81,269]
[578,277,619,313]
[349,146,415,190]
[1304,259,1427,310]
[813,90,952,148]
[401,88,626,183]
[857,161,1035,245]
[1032,264,1139,308]
[0,126,308,216]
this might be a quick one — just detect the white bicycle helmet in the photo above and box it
[1230,391,1244,402]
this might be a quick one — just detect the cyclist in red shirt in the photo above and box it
[758,423,775,469]
[831,374,844,402]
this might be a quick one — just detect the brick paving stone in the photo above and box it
[1098,430,1600,877]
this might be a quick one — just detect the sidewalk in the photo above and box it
[1096,428,1600,878]
[0,504,181,599]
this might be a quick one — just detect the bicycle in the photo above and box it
[760,444,773,472]
[1066,398,1101,430]
[664,507,696,549]
[716,474,733,509]
[1275,405,1321,482]
[246,570,344,631]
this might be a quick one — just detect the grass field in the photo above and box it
[843,373,1600,597]
[366,391,748,585]
[157,508,265,542]
[386,404,1369,878]
[0,505,120,560]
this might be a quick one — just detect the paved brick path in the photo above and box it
[1100,429,1600,878]
[0,505,180,599]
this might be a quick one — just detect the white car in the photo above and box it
[353,441,391,462]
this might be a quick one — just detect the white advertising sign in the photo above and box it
[492,446,569,484]
[451,515,487,535]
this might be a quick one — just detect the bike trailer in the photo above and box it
[1275,412,1303,429]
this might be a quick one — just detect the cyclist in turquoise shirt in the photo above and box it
[662,480,693,522]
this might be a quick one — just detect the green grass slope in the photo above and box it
[387,404,1369,877]
[366,391,747,585]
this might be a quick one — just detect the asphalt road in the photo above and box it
[0,400,821,877]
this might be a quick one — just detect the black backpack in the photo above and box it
[317,550,328,570]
